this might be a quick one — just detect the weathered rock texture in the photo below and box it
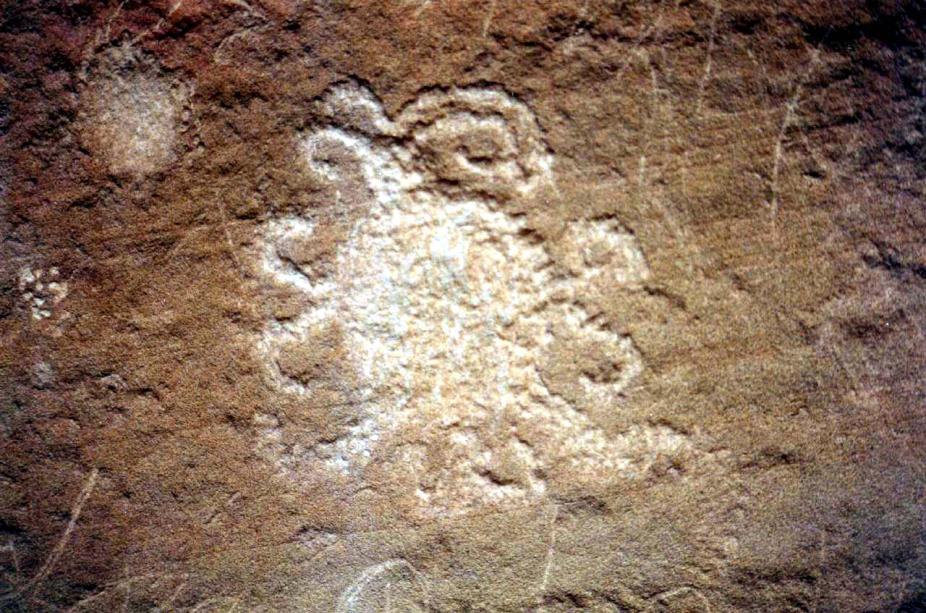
[0,1,925,611]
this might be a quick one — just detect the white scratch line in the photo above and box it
[614,9,664,84]
[2,468,99,602]
[769,48,821,220]
[638,154,647,189]
[337,559,427,613]
[538,505,559,599]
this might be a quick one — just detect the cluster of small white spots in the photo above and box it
[18,267,68,320]
[254,83,688,517]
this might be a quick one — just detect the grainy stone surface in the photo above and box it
[0,1,925,611]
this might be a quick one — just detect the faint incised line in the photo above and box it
[613,13,664,84]
[217,197,244,277]
[336,559,429,612]
[153,578,188,612]
[537,504,559,603]
[769,47,821,221]
[483,0,497,37]
[0,468,99,603]
[403,0,433,17]
[695,0,722,118]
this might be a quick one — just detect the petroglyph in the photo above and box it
[336,560,429,613]
[254,82,694,517]
[18,267,67,320]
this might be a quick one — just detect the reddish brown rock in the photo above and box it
[1,1,925,610]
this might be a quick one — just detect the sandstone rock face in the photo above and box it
[1,1,925,611]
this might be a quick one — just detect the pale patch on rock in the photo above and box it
[82,56,186,178]
[253,82,697,518]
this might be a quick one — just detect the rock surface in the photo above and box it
[0,0,925,611]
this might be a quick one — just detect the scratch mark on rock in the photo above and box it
[695,0,722,118]
[336,559,429,612]
[537,504,559,602]
[614,8,665,84]
[483,0,497,38]
[1,468,99,603]
[769,47,821,222]
[154,579,187,612]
